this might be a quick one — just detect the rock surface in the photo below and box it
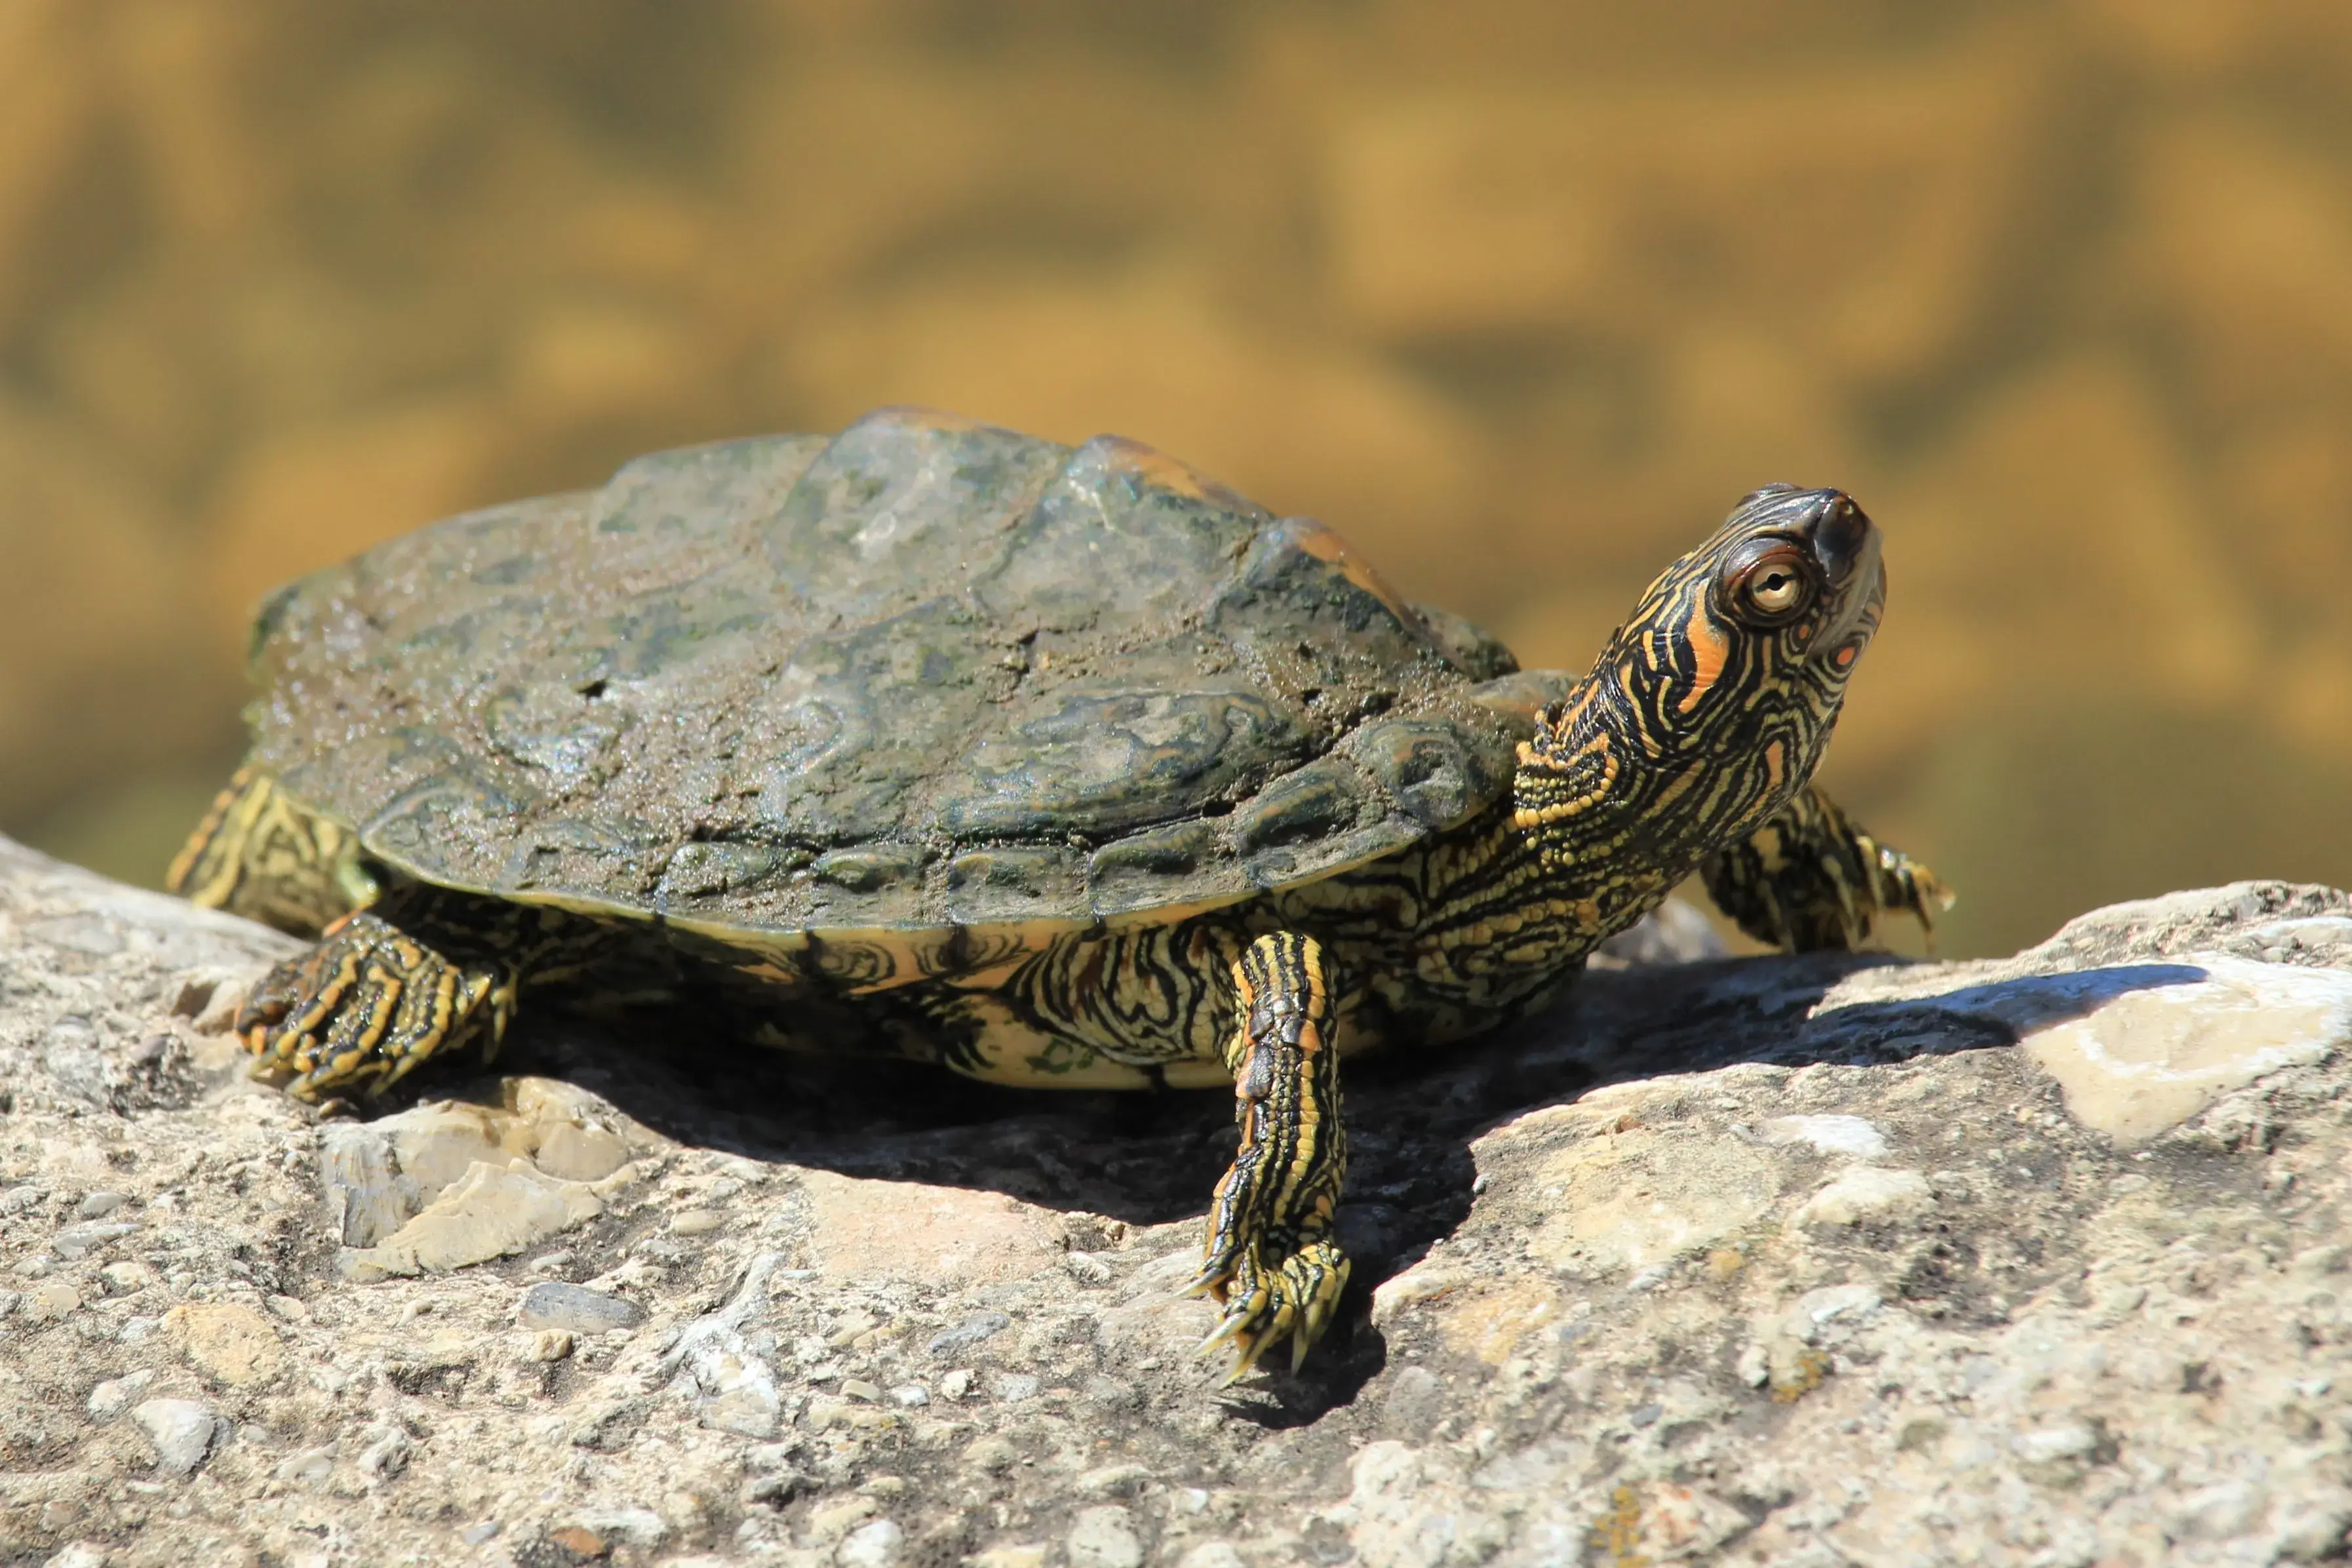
[5,833,2352,1565]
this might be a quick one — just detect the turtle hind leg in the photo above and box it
[167,766,379,937]
[1186,931,1352,1382]
[1701,783,1953,953]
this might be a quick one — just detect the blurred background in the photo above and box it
[1,0,2349,958]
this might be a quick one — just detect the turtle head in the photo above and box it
[1514,484,1884,888]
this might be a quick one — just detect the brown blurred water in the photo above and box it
[3,1,2350,958]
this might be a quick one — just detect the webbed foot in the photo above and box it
[1187,932,1352,1382]
[239,907,516,1103]
[1702,783,1953,952]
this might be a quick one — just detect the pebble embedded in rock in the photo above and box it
[1175,1546,1247,1568]
[86,1369,154,1419]
[26,1282,82,1321]
[75,1190,130,1219]
[1066,1504,1145,1568]
[669,1207,726,1235]
[1761,1114,1889,1159]
[1792,1167,1934,1229]
[836,1518,904,1567]
[41,1545,109,1568]
[928,1310,1011,1356]
[164,1301,285,1385]
[518,1280,646,1333]
[130,1397,220,1476]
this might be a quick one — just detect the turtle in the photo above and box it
[168,406,1948,1379]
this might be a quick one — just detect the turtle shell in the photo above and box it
[245,408,1568,966]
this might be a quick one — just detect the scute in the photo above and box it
[244,407,1535,943]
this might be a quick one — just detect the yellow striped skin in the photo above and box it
[1185,933,1350,1379]
[165,767,379,936]
[174,482,1952,1379]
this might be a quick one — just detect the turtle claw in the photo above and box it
[241,909,513,1103]
[1188,1239,1351,1385]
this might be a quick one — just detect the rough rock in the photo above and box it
[5,832,2352,1564]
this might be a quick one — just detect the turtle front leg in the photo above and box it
[239,896,520,1105]
[1701,783,1953,952]
[1187,931,1351,1382]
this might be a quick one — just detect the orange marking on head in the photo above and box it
[1764,739,1786,792]
[1677,599,1729,714]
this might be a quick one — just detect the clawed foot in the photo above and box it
[1703,784,1955,953]
[239,910,515,1102]
[1186,1236,1351,1384]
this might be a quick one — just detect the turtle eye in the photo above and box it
[1722,541,1816,628]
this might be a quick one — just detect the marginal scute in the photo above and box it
[241,412,1544,942]
[943,848,1084,924]
[1230,756,1371,852]
[1466,669,1584,735]
[658,842,789,901]
[1343,717,1497,830]
[810,847,925,893]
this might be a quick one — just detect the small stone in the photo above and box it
[265,1293,309,1321]
[98,1261,155,1295]
[808,1496,878,1541]
[163,1302,285,1385]
[571,1508,667,1550]
[939,1369,975,1400]
[841,1378,882,1402]
[1066,1504,1145,1568]
[131,1397,220,1476]
[1761,1114,1889,1159]
[2012,1424,2098,1462]
[42,1545,108,1568]
[275,1447,336,1486]
[1177,1547,1247,1568]
[519,1281,646,1333]
[670,1208,727,1236]
[76,1190,130,1219]
[358,1424,411,1478]
[836,1518,904,1567]
[968,1549,1048,1568]
[887,1383,929,1407]
[989,1372,1040,1402]
[531,1122,631,1183]
[342,1158,608,1277]
[928,1310,1011,1356]
[1792,1167,1934,1229]
[1078,1462,1149,1497]
[2171,1480,2266,1540]
[544,1525,608,1559]
[532,1330,576,1362]
[26,1282,83,1321]
[965,1436,1019,1472]
[461,1523,501,1546]
[685,1348,782,1438]
[51,1221,137,1259]
[87,1369,155,1419]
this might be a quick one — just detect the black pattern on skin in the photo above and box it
[183,481,1951,1379]
[1187,932,1350,1380]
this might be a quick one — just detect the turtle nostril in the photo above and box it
[1809,494,1872,578]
